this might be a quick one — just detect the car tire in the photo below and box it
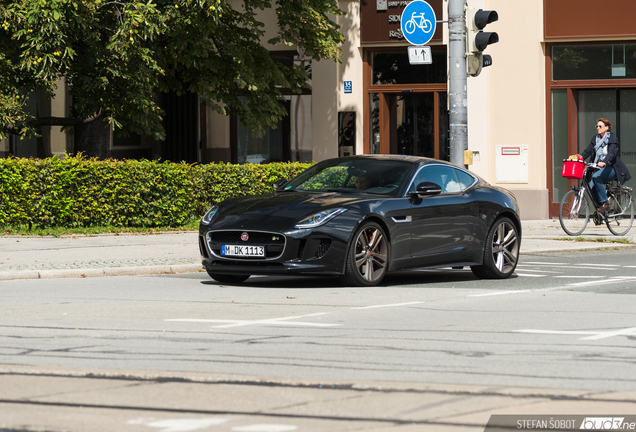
[471,217,519,279]
[339,221,389,287]
[206,270,250,284]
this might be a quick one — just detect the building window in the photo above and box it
[552,44,636,81]
[232,53,311,164]
[372,51,447,85]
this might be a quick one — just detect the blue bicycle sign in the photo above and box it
[400,0,436,46]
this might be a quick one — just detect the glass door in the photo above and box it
[389,93,434,157]
[551,88,636,209]
[577,89,636,178]
[369,91,448,159]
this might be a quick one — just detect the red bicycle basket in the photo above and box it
[562,160,585,179]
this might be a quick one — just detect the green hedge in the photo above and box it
[0,155,311,228]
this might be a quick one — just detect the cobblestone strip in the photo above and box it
[0,258,204,281]
[0,257,200,272]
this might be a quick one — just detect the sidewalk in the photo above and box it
[1,219,634,281]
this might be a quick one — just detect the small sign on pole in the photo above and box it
[407,46,432,65]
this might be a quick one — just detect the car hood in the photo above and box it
[209,192,365,231]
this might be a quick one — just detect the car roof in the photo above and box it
[331,155,488,185]
[335,154,456,168]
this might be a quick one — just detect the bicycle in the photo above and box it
[559,160,634,236]
[404,12,432,35]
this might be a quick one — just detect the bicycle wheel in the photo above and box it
[605,189,634,235]
[404,20,416,34]
[559,190,589,236]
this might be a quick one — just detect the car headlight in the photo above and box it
[201,205,219,225]
[295,208,347,229]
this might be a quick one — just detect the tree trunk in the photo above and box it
[74,119,111,159]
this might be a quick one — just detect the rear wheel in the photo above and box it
[559,190,589,236]
[339,221,389,286]
[206,269,250,284]
[605,189,634,236]
[471,217,519,279]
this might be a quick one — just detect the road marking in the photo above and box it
[567,278,636,287]
[573,266,623,271]
[515,273,547,277]
[553,275,604,278]
[514,327,636,340]
[469,290,532,297]
[521,262,569,266]
[513,268,561,273]
[165,313,340,329]
[351,301,424,310]
[232,425,297,432]
[574,263,620,267]
[127,417,227,431]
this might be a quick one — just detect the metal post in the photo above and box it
[448,0,467,167]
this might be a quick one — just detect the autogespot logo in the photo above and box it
[485,415,636,431]
[580,417,631,430]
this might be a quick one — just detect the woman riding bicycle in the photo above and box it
[573,118,632,212]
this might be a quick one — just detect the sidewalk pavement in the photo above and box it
[1,219,635,281]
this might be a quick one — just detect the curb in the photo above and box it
[0,264,204,281]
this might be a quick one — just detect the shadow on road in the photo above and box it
[198,267,489,289]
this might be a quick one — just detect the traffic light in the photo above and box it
[465,6,498,77]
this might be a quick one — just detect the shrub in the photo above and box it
[0,155,311,228]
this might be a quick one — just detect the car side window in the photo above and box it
[410,165,465,193]
[455,169,476,190]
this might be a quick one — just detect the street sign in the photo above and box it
[344,81,352,94]
[400,0,437,46]
[407,46,432,65]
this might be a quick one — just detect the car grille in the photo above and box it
[206,230,286,259]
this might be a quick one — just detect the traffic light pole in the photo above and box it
[448,0,468,168]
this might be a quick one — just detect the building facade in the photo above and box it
[3,0,636,220]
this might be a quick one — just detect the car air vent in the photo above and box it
[315,239,332,258]
[297,240,306,259]
[198,236,209,258]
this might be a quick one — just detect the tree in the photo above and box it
[0,0,344,157]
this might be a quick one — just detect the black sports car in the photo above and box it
[199,155,521,286]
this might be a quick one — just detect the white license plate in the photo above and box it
[222,245,265,257]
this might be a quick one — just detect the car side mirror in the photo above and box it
[412,181,442,197]
[273,179,288,191]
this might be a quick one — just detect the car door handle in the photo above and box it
[392,215,412,223]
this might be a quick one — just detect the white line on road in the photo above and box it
[513,268,562,273]
[351,301,425,310]
[165,313,341,329]
[567,278,636,287]
[553,275,604,278]
[468,290,532,297]
[574,263,621,267]
[521,262,569,266]
[515,273,547,277]
[513,327,636,340]
[233,425,298,432]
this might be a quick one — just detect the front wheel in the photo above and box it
[471,217,519,279]
[206,269,250,284]
[605,189,634,236]
[404,20,416,34]
[339,221,389,286]
[559,189,589,236]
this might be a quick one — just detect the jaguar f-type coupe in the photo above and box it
[199,155,521,286]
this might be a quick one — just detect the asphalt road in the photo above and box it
[2,249,636,431]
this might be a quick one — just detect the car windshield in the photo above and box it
[285,159,413,196]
